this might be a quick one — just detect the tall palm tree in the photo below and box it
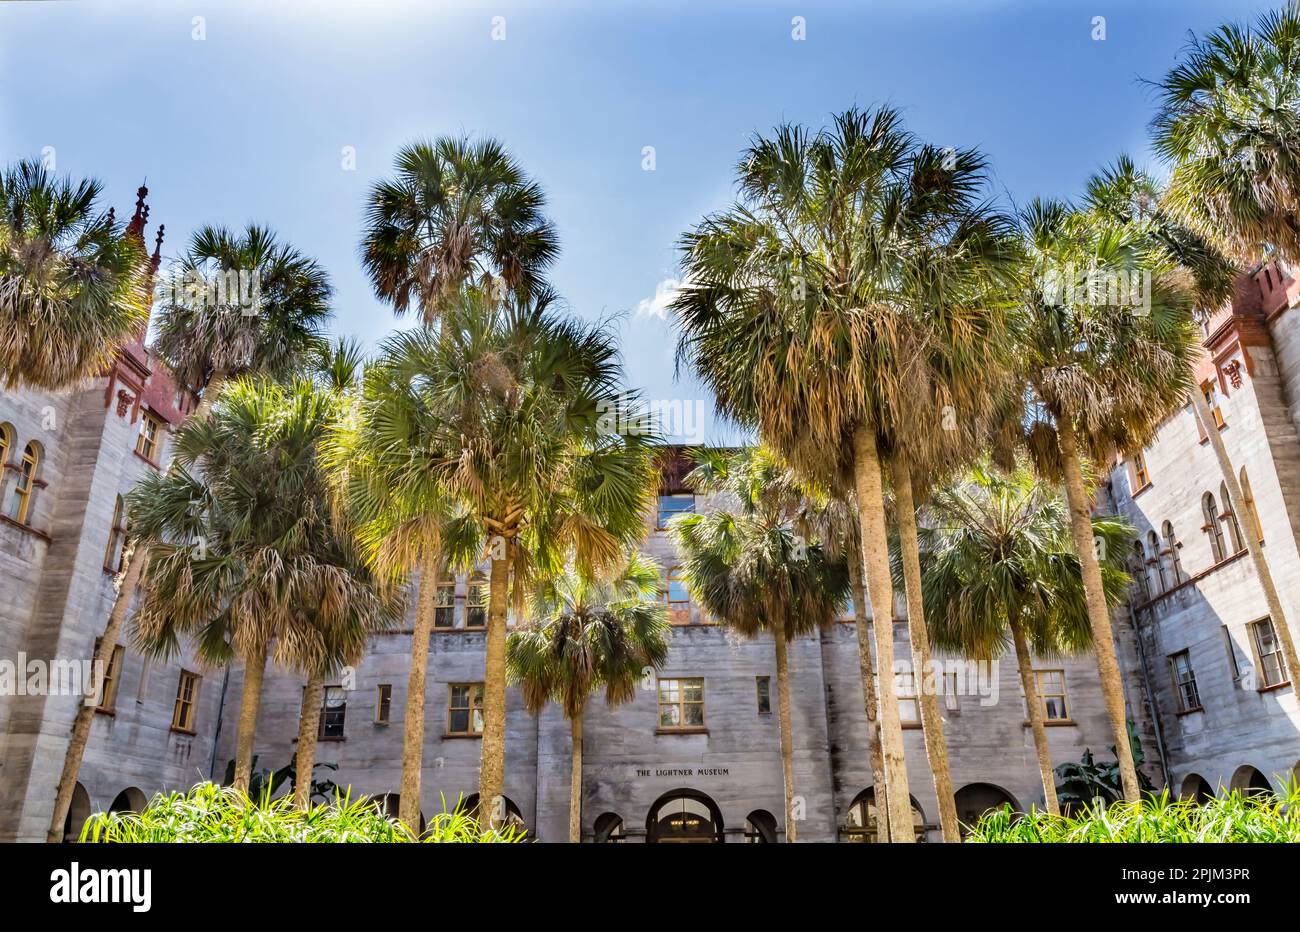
[507,553,669,842]
[1152,2,1300,264]
[50,225,335,834]
[673,107,1011,839]
[361,135,560,326]
[671,448,848,842]
[1149,9,1300,681]
[332,287,656,829]
[0,160,151,389]
[1013,196,1201,802]
[129,376,398,791]
[920,463,1134,817]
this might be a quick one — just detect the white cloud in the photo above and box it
[634,276,684,319]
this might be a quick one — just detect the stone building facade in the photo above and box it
[1,210,1297,839]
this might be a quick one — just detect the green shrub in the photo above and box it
[967,784,1300,842]
[78,781,525,843]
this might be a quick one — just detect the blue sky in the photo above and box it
[0,0,1266,442]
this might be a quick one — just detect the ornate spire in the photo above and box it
[151,224,165,274]
[126,184,149,238]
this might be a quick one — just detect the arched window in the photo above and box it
[1147,530,1168,592]
[6,442,40,525]
[0,423,11,467]
[103,495,129,572]
[954,783,1020,837]
[1220,482,1245,554]
[592,812,626,843]
[1162,521,1183,585]
[1240,468,1264,543]
[1130,541,1150,600]
[1202,492,1226,562]
[841,788,927,843]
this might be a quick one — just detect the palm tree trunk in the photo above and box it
[294,675,324,810]
[1011,617,1060,816]
[478,546,511,830]
[848,543,890,842]
[45,542,145,841]
[233,639,269,793]
[852,424,914,841]
[569,711,583,843]
[893,455,960,843]
[1055,417,1140,802]
[399,548,439,831]
[773,621,798,842]
[1190,386,1300,682]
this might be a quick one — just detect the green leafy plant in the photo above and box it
[967,784,1300,843]
[1054,722,1156,809]
[78,782,525,843]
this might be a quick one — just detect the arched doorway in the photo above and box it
[457,793,527,834]
[1179,773,1215,804]
[62,782,91,843]
[743,809,778,843]
[954,783,1019,835]
[374,793,425,833]
[840,788,928,842]
[1230,765,1273,797]
[109,787,147,814]
[645,789,724,843]
[592,812,626,843]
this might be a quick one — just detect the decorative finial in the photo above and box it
[152,224,165,269]
[126,183,150,238]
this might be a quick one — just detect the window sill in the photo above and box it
[1174,705,1204,717]
[318,736,346,742]
[1132,482,1153,499]
[0,513,51,541]
[373,720,390,726]
[1258,681,1292,694]
[132,450,161,470]
[443,732,482,740]
[94,707,115,717]
[170,726,197,736]
[1022,719,1076,727]
[656,727,708,736]
[901,722,922,730]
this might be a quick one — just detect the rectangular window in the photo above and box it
[171,670,200,731]
[664,568,691,623]
[656,494,695,529]
[1168,650,1201,712]
[465,578,487,629]
[1222,625,1241,680]
[376,684,392,724]
[95,641,126,712]
[897,671,920,726]
[1250,617,1288,689]
[319,686,346,739]
[1131,452,1151,492]
[135,412,163,462]
[433,577,455,629]
[756,676,771,714]
[942,670,959,712]
[657,677,704,730]
[1034,669,1069,721]
[448,683,485,735]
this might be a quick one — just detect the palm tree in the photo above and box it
[1149,10,1300,681]
[1152,3,1300,264]
[131,377,396,790]
[920,463,1134,817]
[507,553,669,842]
[671,448,848,842]
[0,160,151,389]
[361,135,560,326]
[332,286,656,829]
[48,225,335,835]
[673,107,1012,839]
[1013,196,1202,802]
